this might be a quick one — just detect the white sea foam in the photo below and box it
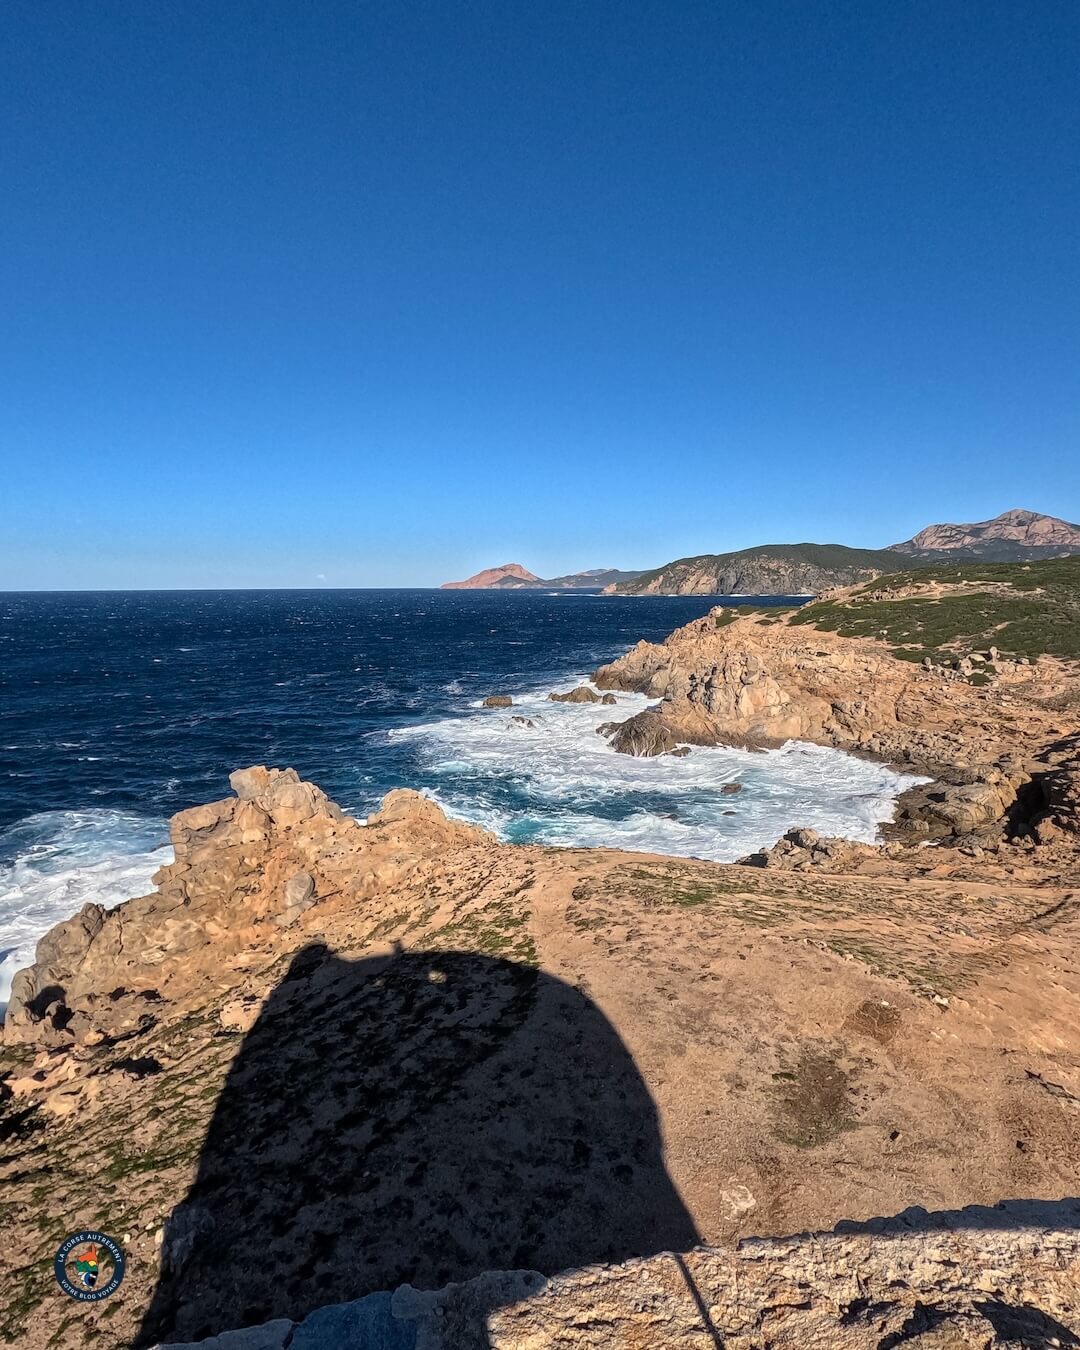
[392,679,926,862]
[0,682,924,1015]
[0,810,170,1011]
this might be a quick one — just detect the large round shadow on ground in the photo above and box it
[138,944,699,1345]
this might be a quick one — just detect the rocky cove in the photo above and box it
[592,605,1079,852]
[3,578,1080,1348]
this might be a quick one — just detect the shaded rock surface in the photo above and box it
[601,709,679,757]
[152,1199,1080,1349]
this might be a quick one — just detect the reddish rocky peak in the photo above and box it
[895,509,1080,553]
[441,563,541,589]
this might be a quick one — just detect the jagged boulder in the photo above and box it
[3,903,106,1047]
[3,771,490,1049]
[601,711,679,757]
[890,761,1028,841]
[366,788,492,850]
[276,872,317,928]
[740,827,898,871]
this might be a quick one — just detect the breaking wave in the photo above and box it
[390,679,925,861]
[0,810,170,1010]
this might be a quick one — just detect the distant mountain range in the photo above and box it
[441,511,1080,597]
[441,563,646,591]
[604,509,1080,596]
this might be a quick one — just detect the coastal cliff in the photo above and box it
[4,566,1080,1347]
[595,558,1080,844]
[4,751,1080,1345]
[603,543,901,597]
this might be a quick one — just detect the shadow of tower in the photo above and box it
[138,943,699,1345]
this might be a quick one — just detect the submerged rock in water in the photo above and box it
[548,686,601,703]
[483,695,513,707]
[602,711,678,757]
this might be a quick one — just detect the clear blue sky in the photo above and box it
[2,0,1078,588]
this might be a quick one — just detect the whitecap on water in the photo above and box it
[0,810,170,1011]
[392,678,926,862]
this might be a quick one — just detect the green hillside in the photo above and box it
[789,557,1080,662]
[612,543,932,596]
[640,542,907,580]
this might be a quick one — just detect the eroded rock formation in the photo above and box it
[5,580,1080,1350]
[4,767,492,1050]
[594,609,1080,846]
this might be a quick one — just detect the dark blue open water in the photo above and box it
[0,589,920,1002]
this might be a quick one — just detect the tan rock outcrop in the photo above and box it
[3,770,493,1049]
[594,608,1080,843]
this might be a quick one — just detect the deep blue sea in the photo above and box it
[0,589,921,1003]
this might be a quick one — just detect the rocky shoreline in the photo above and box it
[592,603,1080,859]
[3,591,1080,1347]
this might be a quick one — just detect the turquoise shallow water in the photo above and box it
[0,588,921,1003]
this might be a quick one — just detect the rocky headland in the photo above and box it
[603,543,907,597]
[4,559,1080,1348]
[595,560,1080,855]
[443,513,1080,598]
[441,562,542,589]
[606,509,1080,595]
[442,564,644,590]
